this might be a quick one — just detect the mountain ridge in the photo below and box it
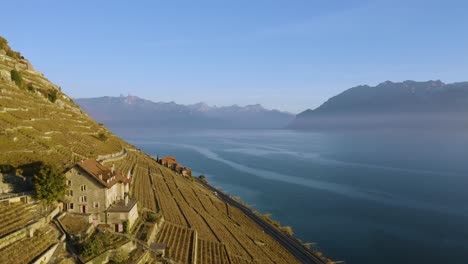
[290,80,468,129]
[75,95,295,131]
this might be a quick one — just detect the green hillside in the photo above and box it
[0,36,128,170]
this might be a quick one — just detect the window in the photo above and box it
[94,202,99,208]
[66,190,73,196]
[67,180,72,186]
[80,196,87,203]
[69,203,74,210]
[81,185,87,191]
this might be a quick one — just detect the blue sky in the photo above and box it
[2,0,468,113]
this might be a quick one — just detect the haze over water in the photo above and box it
[122,129,468,264]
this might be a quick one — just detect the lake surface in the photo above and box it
[122,129,468,264]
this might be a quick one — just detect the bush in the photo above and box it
[27,83,35,93]
[33,164,66,205]
[123,219,130,234]
[10,69,23,87]
[146,211,159,222]
[109,249,129,264]
[97,132,108,142]
[0,164,13,174]
[82,235,105,258]
[0,36,7,50]
[80,231,115,259]
[48,90,57,103]
[199,175,207,182]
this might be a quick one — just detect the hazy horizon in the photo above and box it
[2,0,468,112]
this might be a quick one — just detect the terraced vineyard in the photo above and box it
[0,202,42,237]
[197,239,230,264]
[0,226,58,264]
[116,150,300,263]
[155,222,195,263]
[0,47,128,168]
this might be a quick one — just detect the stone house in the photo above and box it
[64,159,138,232]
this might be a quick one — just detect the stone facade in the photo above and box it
[64,166,108,224]
[64,160,138,231]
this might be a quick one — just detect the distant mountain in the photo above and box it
[289,80,468,129]
[75,96,294,132]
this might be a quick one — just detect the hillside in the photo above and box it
[289,80,468,129]
[0,38,127,169]
[0,36,325,263]
[75,96,294,132]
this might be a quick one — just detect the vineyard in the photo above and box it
[197,239,230,264]
[155,222,195,263]
[0,49,128,168]
[118,150,301,263]
[0,202,42,237]
[0,226,58,264]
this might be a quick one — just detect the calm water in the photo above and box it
[122,129,468,264]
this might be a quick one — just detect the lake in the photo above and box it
[120,129,468,264]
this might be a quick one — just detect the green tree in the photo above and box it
[199,175,206,182]
[34,164,66,205]
[10,69,23,87]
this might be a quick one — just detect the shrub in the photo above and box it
[123,219,130,234]
[199,175,207,182]
[27,83,35,93]
[80,231,115,259]
[97,132,108,142]
[6,49,20,59]
[33,164,66,205]
[0,36,7,50]
[82,235,105,257]
[48,90,57,103]
[146,211,159,222]
[10,69,23,87]
[109,249,129,264]
[0,164,14,174]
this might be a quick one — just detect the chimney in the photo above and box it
[125,194,129,205]
[99,174,102,180]
[111,164,115,173]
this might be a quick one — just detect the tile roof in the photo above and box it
[106,198,137,212]
[76,159,128,188]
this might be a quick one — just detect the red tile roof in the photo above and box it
[75,159,127,188]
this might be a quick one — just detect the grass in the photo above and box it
[60,214,89,235]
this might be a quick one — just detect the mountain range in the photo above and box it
[289,80,468,129]
[75,96,294,132]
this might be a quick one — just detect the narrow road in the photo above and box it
[199,180,327,264]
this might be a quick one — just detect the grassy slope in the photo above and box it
[0,42,128,169]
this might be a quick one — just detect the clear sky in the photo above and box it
[2,0,468,113]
